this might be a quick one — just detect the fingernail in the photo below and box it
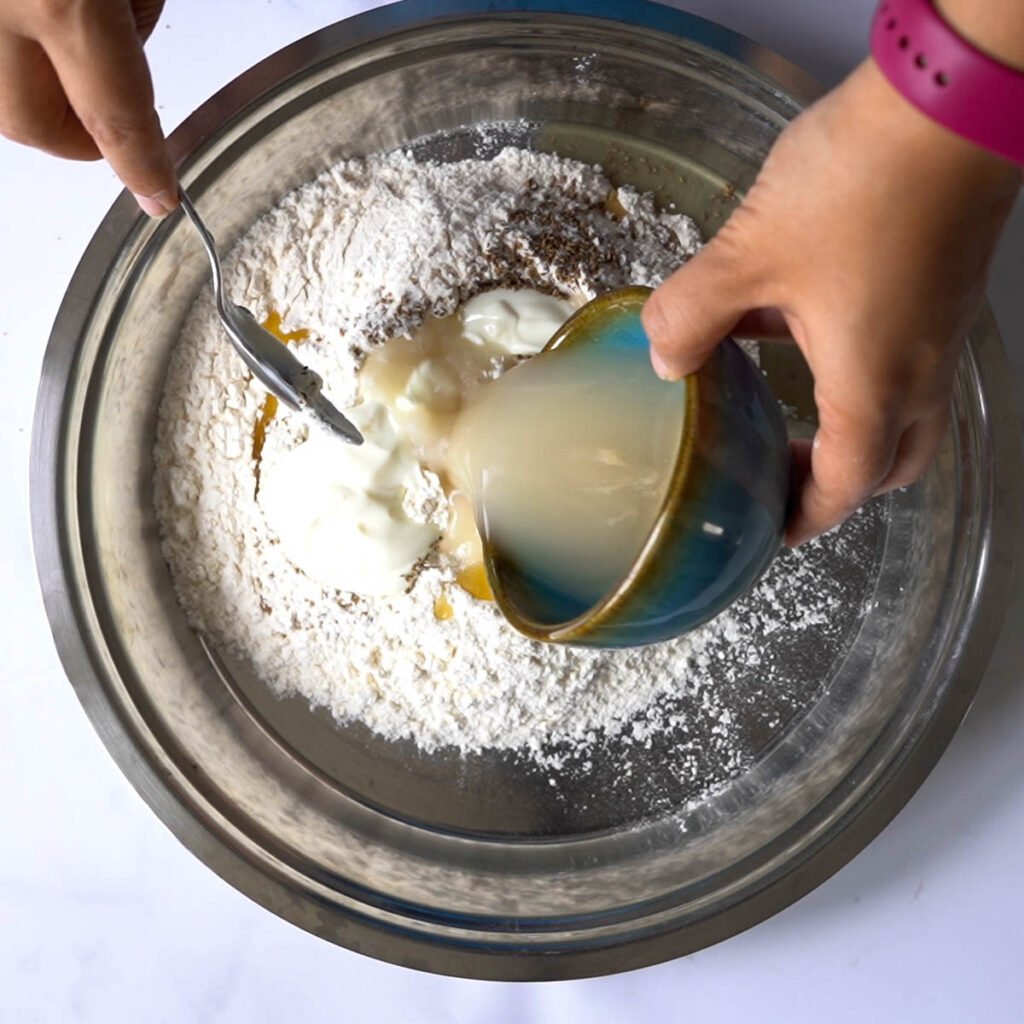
[133,190,173,218]
[649,347,679,381]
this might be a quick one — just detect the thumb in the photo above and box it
[641,242,750,380]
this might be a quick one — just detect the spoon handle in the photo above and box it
[177,188,226,312]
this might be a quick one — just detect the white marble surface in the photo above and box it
[2,2,1022,1021]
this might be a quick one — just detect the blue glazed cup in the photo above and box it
[483,286,791,648]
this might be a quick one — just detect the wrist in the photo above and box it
[848,57,1023,190]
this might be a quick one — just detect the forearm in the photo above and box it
[936,0,1024,69]
[850,57,1021,191]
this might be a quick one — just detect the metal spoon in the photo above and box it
[177,187,363,445]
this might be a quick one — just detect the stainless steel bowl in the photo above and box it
[31,0,1022,980]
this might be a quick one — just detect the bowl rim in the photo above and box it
[29,0,1024,981]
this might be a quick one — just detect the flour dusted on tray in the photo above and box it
[154,144,852,772]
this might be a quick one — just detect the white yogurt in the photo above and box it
[258,289,575,597]
[461,288,575,355]
[258,401,440,597]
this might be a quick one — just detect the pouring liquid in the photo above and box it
[448,343,685,610]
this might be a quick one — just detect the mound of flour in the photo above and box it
[154,145,849,771]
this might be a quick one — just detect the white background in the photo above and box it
[2,2,1023,1021]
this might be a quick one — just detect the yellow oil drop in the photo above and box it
[456,563,494,602]
[262,310,311,345]
[434,592,455,620]
[252,393,279,462]
[252,311,309,490]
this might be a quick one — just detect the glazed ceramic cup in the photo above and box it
[485,286,791,648]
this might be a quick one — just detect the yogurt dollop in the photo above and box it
[461,288,575,355]
[258,289,575,598]
[258,401,440,597]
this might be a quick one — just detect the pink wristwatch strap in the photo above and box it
[871,0,1024,166]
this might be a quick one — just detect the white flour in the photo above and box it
[154,145,853,773]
